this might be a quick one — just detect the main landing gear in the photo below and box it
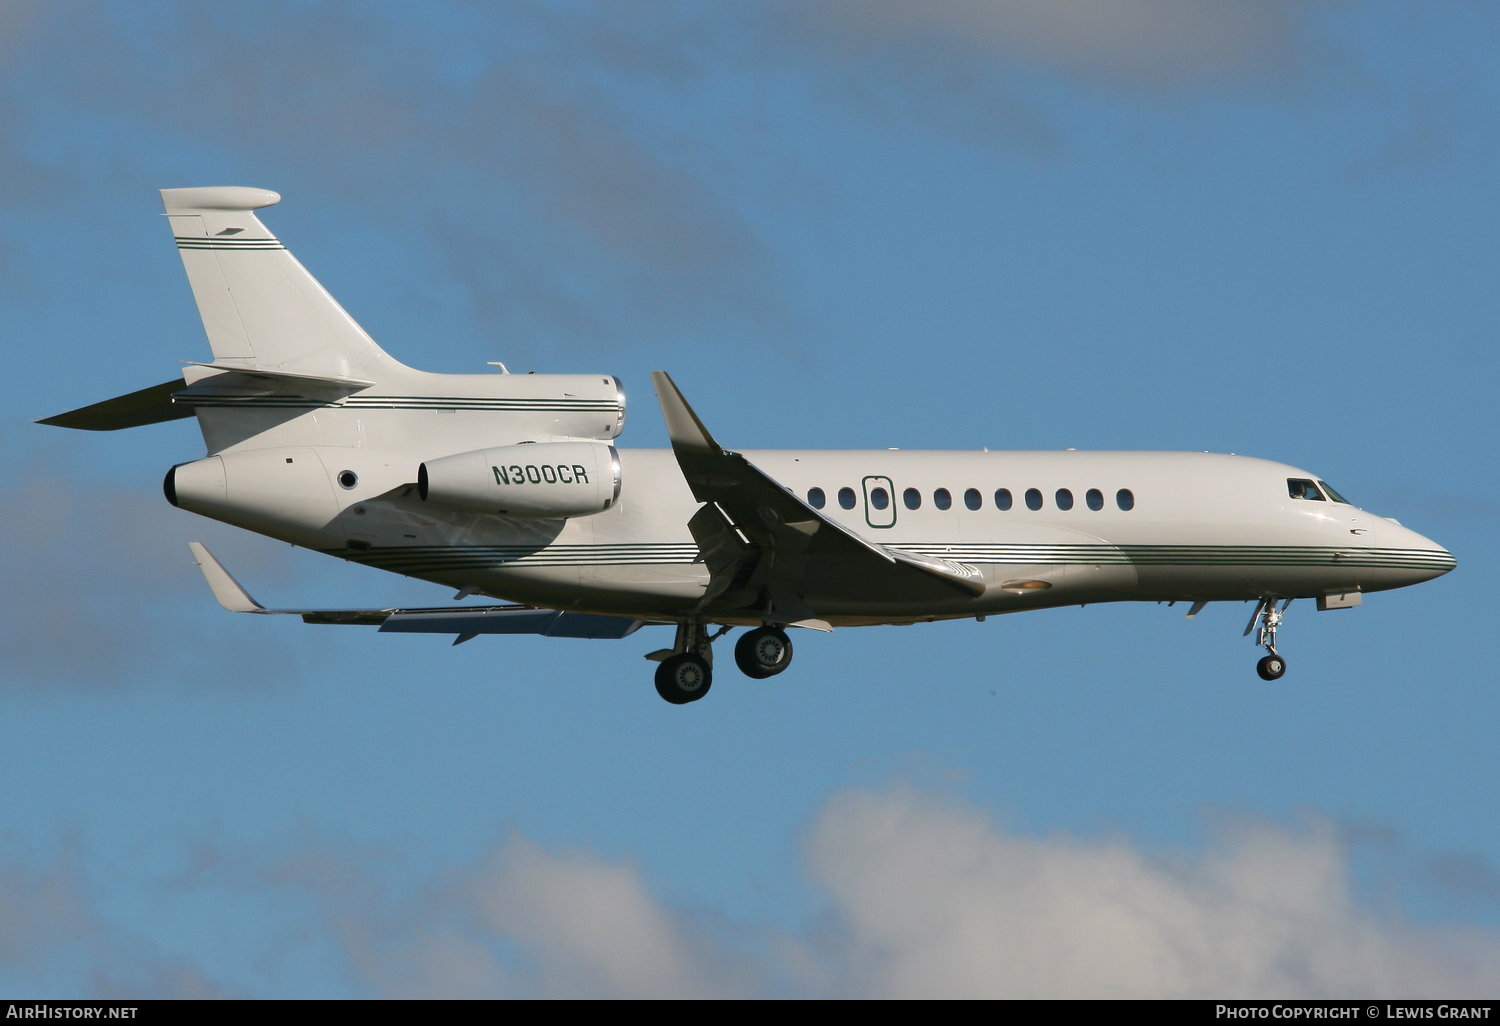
[1247,597,1291,681]
[655,652,712,705]
[649,622,795,704]
[734,626,794,680]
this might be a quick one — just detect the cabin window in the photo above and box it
[838,486,857,510]
[1116,488,1134,511]
[903,487,922,510]
[1086,488,1104,511]
[808,487,826,509]
[869,486,890,510]
[934,488,952,510]
[1287,478,1324,501]
[995,488,1012,511]
[1025,488,1043,511]
[964,488,982,511]
[1055,488,1074,511]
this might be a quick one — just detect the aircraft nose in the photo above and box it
[1384,522,1456,585]
[1421,541,1457,580]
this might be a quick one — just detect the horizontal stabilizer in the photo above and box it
[38,379,193,431]
[188,542,643,639]
[182,363,374,391]
[173,363,375,411]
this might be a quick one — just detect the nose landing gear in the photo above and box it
[1256,653,1286,681]
[1246,598,1291,681]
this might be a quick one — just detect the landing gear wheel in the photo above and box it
[655,653,712,704]
[734,627,794,679]
[1256,654,1287,681]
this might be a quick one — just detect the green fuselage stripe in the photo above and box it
[323,543,1450,575]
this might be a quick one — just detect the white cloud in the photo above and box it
[332,836,761,998]
[456,838,760,999]
[244,787,1500,998]
[8,785,1499,997]
[799,787,1500,998]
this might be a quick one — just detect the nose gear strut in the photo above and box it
[1245,597,1291,681]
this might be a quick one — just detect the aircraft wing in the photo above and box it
[188,542,644,642]
[652,372,985,628]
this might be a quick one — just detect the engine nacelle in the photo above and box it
[163,447,341,548]
[418,441,622,518]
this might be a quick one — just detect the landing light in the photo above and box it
[1000,579,1052,594]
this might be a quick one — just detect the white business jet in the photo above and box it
[41,187,1455,704]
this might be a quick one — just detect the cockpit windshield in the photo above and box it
[1317,480,1351,504]
[1287,478,1353,505]
[1287,478,1324,501]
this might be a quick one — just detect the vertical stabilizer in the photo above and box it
[161,187,408,381]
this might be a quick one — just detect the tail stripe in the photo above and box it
[178,396,621,412]
[174,237,286,251]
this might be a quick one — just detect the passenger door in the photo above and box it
[862,475,896,529]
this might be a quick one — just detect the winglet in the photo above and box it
[188,542,264,613]
[652,371,721,455]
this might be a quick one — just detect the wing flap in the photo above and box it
[378,609,643,639]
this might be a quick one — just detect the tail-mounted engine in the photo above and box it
[418,441,622,518]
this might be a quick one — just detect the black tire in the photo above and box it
[655,653,712,704]
[734,627,794,679]
[1256,654,1286,681]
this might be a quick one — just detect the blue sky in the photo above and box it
[2,0,1497,998]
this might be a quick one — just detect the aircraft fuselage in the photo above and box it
[168,444,1453,625]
